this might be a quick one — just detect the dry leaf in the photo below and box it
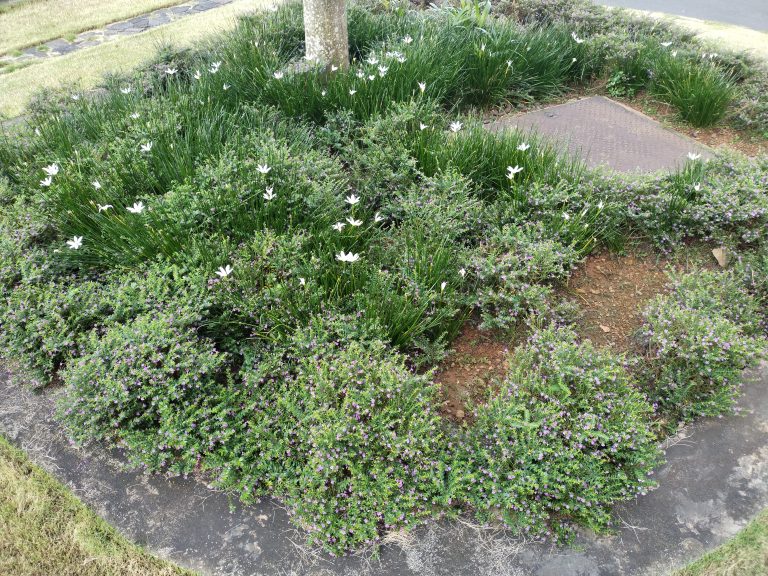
[712,247,729,267]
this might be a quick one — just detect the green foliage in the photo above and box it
[453,325,661,538]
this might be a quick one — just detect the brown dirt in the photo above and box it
[434,323,510,422]
[563,251,672,352]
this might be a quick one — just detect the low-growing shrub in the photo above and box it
[453,325,661,538]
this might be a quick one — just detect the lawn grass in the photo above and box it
[0,0,186,56]
[0,434,194,576]
[0,0,266,118]
[675,510,768,576]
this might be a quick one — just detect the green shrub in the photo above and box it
[453,325,661,538]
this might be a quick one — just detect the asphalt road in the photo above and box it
[593,0,768,31]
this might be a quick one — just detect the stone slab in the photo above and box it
[1,363,767,576]
[486,95,713,173]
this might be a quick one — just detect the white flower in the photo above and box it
[130,112,140,119]
[71,94,80,101]
[449,121,462,133]
[34,128,41,136]
[215,264,233,278]
[349,89,357,96]
[40,176,52,187]
[43,163,59,176]
[332,222,346,232]
[366,55,379,65]
[507,165,524,178]
[419,122,428,131]
[331,64,339,72]
[403,35,413,45]
[273,70,284,79]
[263,186,276,201]
[517,142,530,152]
[127,201,145,214]
[120,86,131,94]
[367,74,375,81]
[440,281,447,292]
[299,277,306,286]
[378,65,388,76]
[374,212,384,223]
[562,212,570,220]
[661,41,672,47]
[223,83,230,91]
[92,180,101,189]
[418,81,426,93]
[346,216,363,227]
[140,142,153,153]
[459,268,466,278]
[480,43,486,52]
[194,70,202,80]
[507,59,513,68]
[571,32,584,44]
[671,50,678,58]
[396,54,406,63]
[356,69,365,78]
[572,57,577,63]
[257,164,271,174]
[321,90,327,97]
[66,236,83,250]
[597,200,604,209]
[693,183,702,192]
[210,61,221,74]
[336,251,360,263]
[345,194,360,206]
[166,67,177,75]
[97,204,113,212]
[687,152,701,161]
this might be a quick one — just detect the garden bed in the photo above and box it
[0,0,767,557]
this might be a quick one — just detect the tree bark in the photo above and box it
[303,0,349,70]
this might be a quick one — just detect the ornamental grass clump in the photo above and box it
[454,325,661,538]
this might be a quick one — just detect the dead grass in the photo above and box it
[0,434,194,576]
[0,0,187,56]
[0,0,268,118]
[675,509,768,576]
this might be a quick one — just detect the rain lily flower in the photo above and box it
[571,32,584,44]
[210,61,221,73]
[507,165,524,178]
[563,212,570,220]
[321,90,327,97]
[43,163,59,176]
[120,86,131,94]
[127,201,145,214]
[349,88,357,95]
[92,180,101,189]
[97,204,113,212]
[693,183,702,192]
[331,64,339,72]
[356,69,365,78]
[273,71,284,79]
[66,236,83,250]
[367,75,375,81]
[450,121,462,133]
[194,70,202,80]
[378,65,388,76]
[345,194,360,206]
[71,94,80,101]
[396,55,406,63]
[366,55,379,65]
[215,264,233,278]
[263,186,276,201]
[40,176,52,187]
[223,83,231,91]
[299,277,306,286]
[687,152,701,161]
[257,164,271,174]
[517,142,531,151]
[441,281,447,292]
[140,142,153,153]
[403,35,413,44]
[661,41,672,47]
[418,81,426,93]
[336,251,360,263]
[672,50,678,57]
[130,112,140,119]
[332,222,346,232]
[166,67,177,75]
[346,217,363,227]
[459,268,466,278]
[374,212,384,223]
[419,123,428,131]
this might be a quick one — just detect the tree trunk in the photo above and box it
[303,0,349,70]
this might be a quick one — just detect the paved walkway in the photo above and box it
[593,0,768,32]
[1,365,766,575]
[0,0,235,67]
[486,96,712,173]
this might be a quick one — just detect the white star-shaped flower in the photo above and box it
[346,217,362,227]
[332,222,346,232]
[349,88,357,96]
[97,204,113,212]
[194,70,202,80]
[331,64,339,72]
[571,32,584,44]
[449,121,462,133]
[367,74,375,81]
[661,41,672,48]
[418,81,426,93]
[166,67,177,75]
[687,152,701,161]
[210,61,221,74]
[403,35,413,45]
[562,212,570,220]
[43,163,59,176]
[40,176,52,187]
[140,142,153,153]
[66,236,83,250]
[273,70,284,79]
[366,55,379,65]
[440,281,447,292]
[517,142,530,151]
[127,201,145,214]
[507,165,524,178]
[263,186,276,201]
[130,112,140,119]
[71,94,80,101]
[215,264,233,278]
[693,183,701,192]
[345,194,360,206]
[419,122,428,131]
[378,65,388,77]
[356,69,365,78]
[459,268,466,278]
[336,251,360,263]
[92,180,101,189]
[257,164,271,174]
[223,83,230,91]
[299,277,306,286]
[120,86,131,94]
[374,212,384,223]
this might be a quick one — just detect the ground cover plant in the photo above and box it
[0,0,767,555]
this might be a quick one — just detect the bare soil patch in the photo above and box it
[434,323,510,422]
